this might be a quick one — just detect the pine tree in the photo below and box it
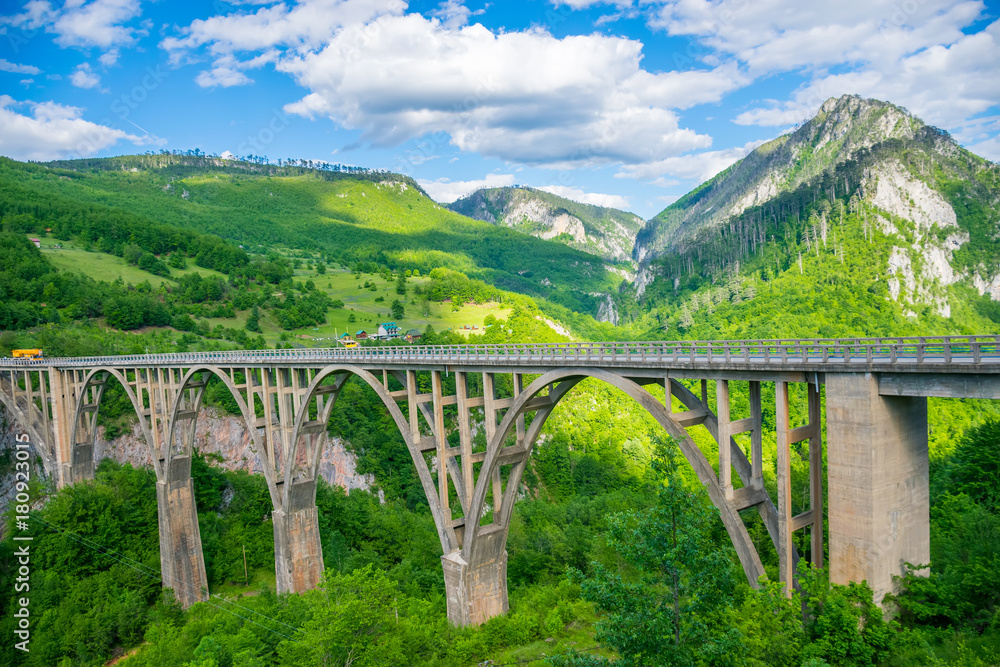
[245,305,260,333]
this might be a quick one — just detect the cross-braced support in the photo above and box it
[775,380,823,595]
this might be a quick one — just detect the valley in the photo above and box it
[1,94,999,667]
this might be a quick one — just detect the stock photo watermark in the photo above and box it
[12,431,33,653]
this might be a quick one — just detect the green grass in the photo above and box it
[35,236,228,285]
[208,567,277,598]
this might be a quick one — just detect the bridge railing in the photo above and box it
[1,335,998,369]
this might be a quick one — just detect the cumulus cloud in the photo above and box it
[276,16,738,165]
[431,0,485,29]
[537,184,630,210]
[0,95,152,160]
[417,173,515,203]
[98,48,120,66]
[159,0,999,187]
[2,0,145,49]
[161,0,404,57]
[617,139,769,184]
[0,59,41,75]
[733,21,1000,131]
[70,63,101,89]
[645,0,999,134]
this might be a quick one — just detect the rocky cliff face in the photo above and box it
[0,404,373,516]
[447,186,643,263]
[93,407,374,491]
[862,159,969,317]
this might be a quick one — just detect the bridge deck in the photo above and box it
[3,336,998,379]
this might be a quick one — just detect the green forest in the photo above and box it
[1,148,999,666]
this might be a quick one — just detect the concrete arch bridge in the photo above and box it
[2,336,999,626]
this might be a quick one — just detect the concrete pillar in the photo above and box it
[443,531,509,626]
[69,443,95,485]
[273,479,325,594]
[825,373,929,602]
[156,455,209,608]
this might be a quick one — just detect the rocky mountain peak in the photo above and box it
[633,95,934,261]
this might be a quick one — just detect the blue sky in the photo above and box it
[1,0,999,218]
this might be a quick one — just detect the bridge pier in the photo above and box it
[442,537,509,627]
[156,455,209,608]
[825,373,929,602]
[272,479,325,595]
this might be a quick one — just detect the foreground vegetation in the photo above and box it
[2,411,999,666]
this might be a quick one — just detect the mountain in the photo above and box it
[635,95,931,261]
[622,94,1000,338]
[446,186,644,264]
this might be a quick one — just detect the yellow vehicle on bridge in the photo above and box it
[11,349,44,359]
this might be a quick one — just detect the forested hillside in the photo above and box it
[1,155,620,318]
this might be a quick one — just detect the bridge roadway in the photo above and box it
[2,334,999,626]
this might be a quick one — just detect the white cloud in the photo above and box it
[734,20,1000,132]
[0,95,152,160]
[617,138,768,183]
[2,0,145,49]
[194,55,253,88]
[537,184,630,210]
[552,0,631,8]
[161,0,404,57]
[0,59,41,75]
[968,136,1000,162]
[159,0,1000,183]
[431,0,484,29]
[53,0,143,48]
[647,0,979,71]
[646,0,1000,139]
[417,173,515,202]
[70,63,101,89]
[99,48,120,66]
[275,16,738,165]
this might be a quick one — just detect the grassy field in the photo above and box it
[35,236,229,285]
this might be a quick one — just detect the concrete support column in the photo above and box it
[69,444,95,485]
[825,373,929,602]
[273,479,325,595]
[156,455,209,608]
[442,551,508,627]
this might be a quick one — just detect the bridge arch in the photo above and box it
[463,368,766,588]
[163,365,263,471]
[285,365,451,547]
[68,368,155,479]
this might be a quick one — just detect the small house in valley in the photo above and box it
[375,322,401,340]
